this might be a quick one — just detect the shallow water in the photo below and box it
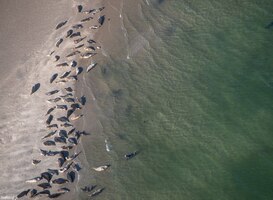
[83,0,273,199]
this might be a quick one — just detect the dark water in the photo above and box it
[83,0,273,199]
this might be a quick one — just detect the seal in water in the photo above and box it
[56,38,63,48]
[124,151,138,159]
[30,83,40,95]
[87,63,97,73]
[93,164,110,172]
[17,189,30,198]
[88,188,104,197]
[56,20,67,30]
[50,73,58,83]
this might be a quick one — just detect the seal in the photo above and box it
[17,189,30,199]
[75,44,84,49]
[43,140,56,146]
[88,188,104,197]
[70,32,81,38]
[71,103,81,110]
[124,151,138,159]
[30,83,40,95]
[60,71,71,79]
[26,176,42,183]
[70,114,83,121]
[58,157,65,168]
[56,62,69,67]
[87,63,97,73]
[67,109,74,118]
[68,128,76,135]
[56,38,63,48]
[30,189,38,198]
[85,45,96,51]
[42,130,57,139]
[72,24,83,29]
[98,15,105,26]
[71,60,77,67]
[76,67,83,75]
[81,185,96,192]
[81,52,97,58]
[50,73,58,83]
[46,114,53,125]
[56,20,68,30]
[59,130,68,138]
[46,89,59,96]
[37,182,51,189]
[66,29,73,38]
[74,36,86,44]
[87,39,96,44]
[54,136,67,144]
[54,55,60,62]
[57,116,69,122]
[61,122,73,127]
[65,87,73,92]
[45,106,56,115]
[41,172,53,182]
[93,164,110,172]
[32,159,41,165]
[77,5,83,13]
[81,16,93,22]
[58,187,70,192]
[79,95,86,105]
[52,178,69,184]
[56,104,68,110]
[47,124,58,129]
[68,137,78,145]
[47,97,61,103]
[66,50,80,57]
[48,192,65,198]
[67,171,76,182]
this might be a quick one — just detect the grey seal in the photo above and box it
[74,36,86,44]
[42,130,57,139]
[41,172,53,182]
[70,32,81,38]
[98,15,105,26]
[72,24,83,29]
[66,29,73,38]
[37,182,51,189]
[77,5,83,13]
[67,171,76,182]
[81,52,96,58]
[43,140,56,146]
[60,71,71,79]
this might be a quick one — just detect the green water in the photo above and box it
[91,1,273,199]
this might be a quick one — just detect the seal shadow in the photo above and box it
[228,147,273,200]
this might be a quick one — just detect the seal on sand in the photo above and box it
[56,20,68,30]
[30,83,40,95]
